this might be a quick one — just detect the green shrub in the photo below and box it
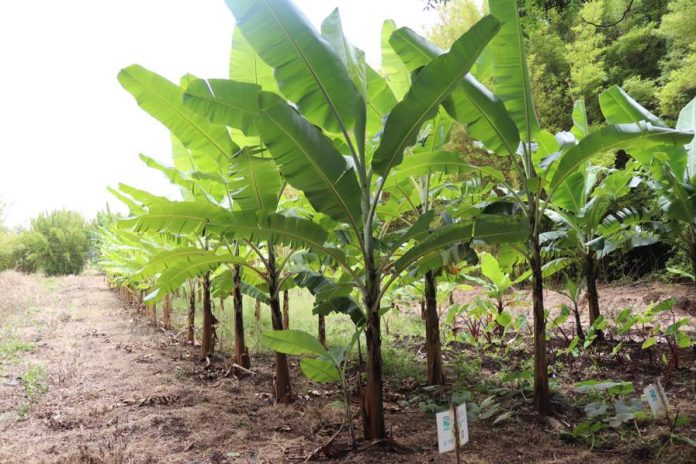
[16,210,92,276]
[0,229,20,271]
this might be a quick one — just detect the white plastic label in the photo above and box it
[436,403,468,453]
[644,382,669,419]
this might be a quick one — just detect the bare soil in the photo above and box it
[0,272,694,463]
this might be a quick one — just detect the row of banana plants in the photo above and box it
[98,0,694,441]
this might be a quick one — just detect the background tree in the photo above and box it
[16,210,92,276]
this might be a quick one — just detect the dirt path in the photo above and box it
[1,273,693,463]
[0,273,286,463]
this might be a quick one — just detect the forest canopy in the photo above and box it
[427,0,696,131]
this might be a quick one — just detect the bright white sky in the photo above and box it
[0,0,437,228]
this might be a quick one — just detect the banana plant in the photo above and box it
[544,162,656,335]
[388,0,694,416]
[600,87,696,276]
[262,329,361,447]
[383,109,487,386]
[180,2,528,439]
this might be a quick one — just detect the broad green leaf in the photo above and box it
[552,170,586,214]
[183,79,262,136]
[384,210,435,252]
[386,151,503,186]
[389,26,519,156]
[108,186,144,215]
[550,122,694,190]
[256,95,363,227]
[262,329,331,358]
[393,221,474,276]
[496,310,513,328]
[121,200,228,236]
[319,8,368,154]
[677,98,696,179]
[599,85,667,128]
[381,20,411,100]
[366,65,398,136]
[118,65,236,158]
[224,0,361,134]
[479,252,510,290]
[229,26,279,93]
[140,154,225,203]
[488,0,540,140]
[472,214,530,244]
[321,9,367,99]
[228,151,282,212]
[373,15,501,176]
[300,358,341,383]
[213,211,350,269]
[116,184,170,208]
[293,271,364,325]
[137,247,221,279]
[153,252,245,297]
[571,99,589,139]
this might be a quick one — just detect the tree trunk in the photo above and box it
[573,300,585,340]
[282,289,290,330]
[531,234,550,416]
[188,282,196,345]
[318,314,326,348]
[233,264,250,369]
[254,299,261,321]
[150,302,157,324]
[363,266,385,439]
[424,271,445,385]
[201,272,216,357]
[268,244,292,404]
[162,294,172,330]
[585,253,601,326]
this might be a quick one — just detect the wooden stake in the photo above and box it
[452,403,461,464]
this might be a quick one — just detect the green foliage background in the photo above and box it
[0,208,94,276]
[428,0,696,131]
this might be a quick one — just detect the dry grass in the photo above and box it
[0,270,42,320]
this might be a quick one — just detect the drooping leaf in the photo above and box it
[388,26,518,156]
[300,358,341,383]
[153,251,245,298]
[599,85,667,128]
[392,221,474,276]
[183,79,262,136]
[372,15,501,176]
[256,95,363,227]
[386,151,504,186]
[118,65,236,159]
[550,122,694,191]
[228,150,282,212]
[293,271,364,325]
[120,200,228,236]
[262,329,331,358]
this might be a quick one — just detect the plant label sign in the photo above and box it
[644,382,670,419]
[436,403,468,453]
